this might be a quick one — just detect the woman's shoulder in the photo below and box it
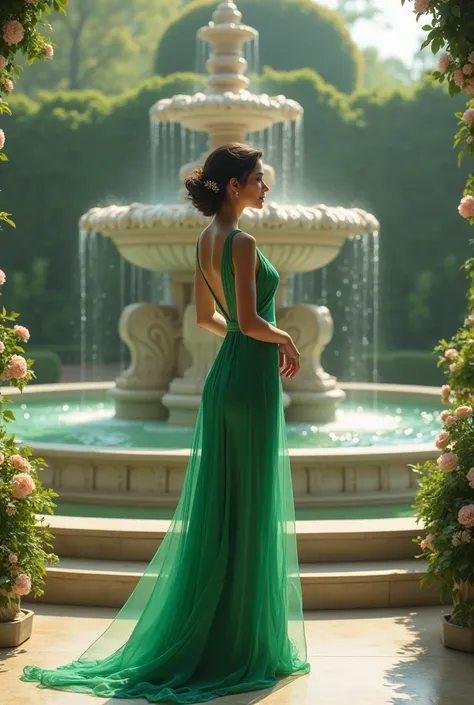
[233,230,256,249]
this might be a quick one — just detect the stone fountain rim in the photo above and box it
[6,381,440,462]
[78,202,380,234]
[150,90,304,118]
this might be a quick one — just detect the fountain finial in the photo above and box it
[198,1,257,94]
[212,1,242,25]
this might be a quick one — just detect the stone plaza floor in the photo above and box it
[1,604,473,705]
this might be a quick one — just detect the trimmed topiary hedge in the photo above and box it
[28,350,62,385]
[154,0,362,94]
[363,351,444,387]
[0,68,471,364]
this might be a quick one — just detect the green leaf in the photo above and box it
[452,5,461,17]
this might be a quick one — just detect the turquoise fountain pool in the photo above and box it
[8,392,443,450]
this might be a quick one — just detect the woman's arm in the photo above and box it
[233,233,291,345]
[194,264,228,338]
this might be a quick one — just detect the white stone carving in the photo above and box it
[110,303,180,420]
[278,304,346,422]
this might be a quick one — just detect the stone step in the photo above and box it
[47,515,421,564]
[33,557,445,611]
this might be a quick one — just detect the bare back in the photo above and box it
[195,224,260,321]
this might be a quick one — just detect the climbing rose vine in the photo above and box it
[0,1,64,620]
[0,0,66,229]
[413,243,474,627]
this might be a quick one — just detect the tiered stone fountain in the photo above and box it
[79,0,379,426]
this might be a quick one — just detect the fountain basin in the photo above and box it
[79,202,379,274]
[150,91,303,134]
[6,382,440,509]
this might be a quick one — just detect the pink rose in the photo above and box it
[13,325,30,342]
[445,348,458,360]
[2,354,28,380]
[3,79,13,92]
[0,56,6,72]
[466,79,474,95]
[463,64,474,76]
[468,136,474,145]
[458,504,474,528]
[467,310,474,326]
[467,468,474,488]
[446,415,456,427]
[10,454,31,472]
[13,573,31,596]
[437,452,458,472]
[8,553,17,564]
[6,502,16,516]
[462,108,474,124]
[435,431,451,450]
[459,195,474,219]
[0,130,4,151]
[420,533,436,551]
[0,342,4,354]
[3,20,24,46]
[0,453,4,464]
[449,363,458,373]
[438,54,450,72]
[440,409,451,421]
[470,53,474,64]
[0,270,5,285]
[11,472,35,499]
[456,405,473,418]
[441,384,451,400]
[44,43,54,59]
[454,69,465,87]
[414,0,429,12]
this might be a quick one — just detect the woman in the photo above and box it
[21,143,310,702]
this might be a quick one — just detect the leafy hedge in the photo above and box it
[0,68,471,371]
[154,0,362,94]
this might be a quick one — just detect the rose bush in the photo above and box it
[414,243,474,626]
[0,272,58,621]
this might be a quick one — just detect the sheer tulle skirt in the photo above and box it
[22,333,310,702]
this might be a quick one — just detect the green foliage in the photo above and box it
[0,1,62,617]
[27,349,62,385]
[363,350,444,386]
[362,47,415,92]
[328,0,381,26]
[155,0,362,94]
[413,240,474,626]
[0,69,471,356]
[0,278,58,615]
[403,0,474,224]
[434,242,474,399]
[16,0,181,95]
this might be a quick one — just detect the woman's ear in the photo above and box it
[229,177,240,195]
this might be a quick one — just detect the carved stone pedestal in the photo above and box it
[109,303,180,420]
[278,303,345,423]
[163,304,223,425]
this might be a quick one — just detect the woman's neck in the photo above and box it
[213,201,245,232]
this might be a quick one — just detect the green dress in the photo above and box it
[22,228,310,702]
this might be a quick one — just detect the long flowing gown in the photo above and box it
[21,228,310,703]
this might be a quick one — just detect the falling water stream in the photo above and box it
[78,31,380,406]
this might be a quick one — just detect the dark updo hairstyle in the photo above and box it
[184,142,263,217]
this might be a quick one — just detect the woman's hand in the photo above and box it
[279,339,300,379]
